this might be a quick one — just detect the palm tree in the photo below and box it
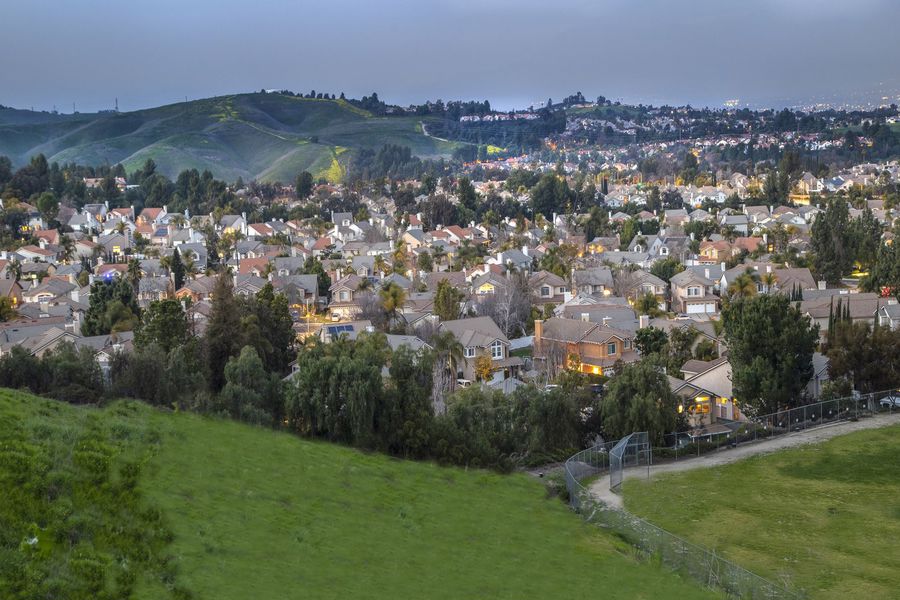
[634,291,662,317]
[127,258,142,297]
[379,282,406,327]
[60,236,75,263]
[373,254,388,278]
[431,244,446,269]
[727,268,760,299]
[760,271,778,294]
[430,331,463,415]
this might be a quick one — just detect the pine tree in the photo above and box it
[171,248,185,290]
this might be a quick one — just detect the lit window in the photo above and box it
[491,340,503,360]
[607,342,617,356]
[464,346,475,358]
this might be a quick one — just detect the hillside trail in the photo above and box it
[589,412,900,509]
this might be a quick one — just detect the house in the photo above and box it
[877,302,900,330]
[439,316,521,382]
[622,270,668,311]
[529,270,568,305]
[0,278,23,308]
[572,266,614,296]
[328,274,366,320]
[670,270,718,315]
[533,317,637,376]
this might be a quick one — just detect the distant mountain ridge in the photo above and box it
[0,93,464,182]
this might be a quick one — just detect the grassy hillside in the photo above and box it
[0,390,716,600]
[623,424,900,600]
[0,94,467,183]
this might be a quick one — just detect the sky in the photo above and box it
[3,0,900,113]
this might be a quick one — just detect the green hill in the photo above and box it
[0,94,466,183]
[0,390,715,600]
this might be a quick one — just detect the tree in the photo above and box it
[416,251,433,273]
[381,345,434,457]
[601,359,683,445]
[379,282,407,328]
[824,321,900,393]
[478,272,531,338]
[302,256,331,300]
[218,346,283,426]
[0,297,17,322]
[430,331,463,414]
[634,327,667,356]
[434,279,464,322]
[722,294,819,416]
[634,291,663,317]
[727,268,759,299]
[650,257,684,283]
[170,248,185,290]
[205,273,243,391]
[582,206,611,241]
[474,354,493,382]
[295,171,314,199]
[82,278,140,336]
[135,299,188,353]
[811,197,852,284]
[245,283,296,374]
[530,173,573,220]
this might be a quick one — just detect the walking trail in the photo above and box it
[588,412,900,509]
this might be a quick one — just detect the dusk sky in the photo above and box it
[3,0,900,113]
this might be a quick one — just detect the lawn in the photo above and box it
[0,390,716,600]
[623,424,900,600]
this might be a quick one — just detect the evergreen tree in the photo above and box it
[170,248,185,290]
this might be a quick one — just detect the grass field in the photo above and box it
[0,390,716,600]
[623,424,900,600]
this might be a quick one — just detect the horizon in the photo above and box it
[4,0,900,114]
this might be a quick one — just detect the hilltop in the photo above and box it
[0,390,715,599]
[0,93,466,183]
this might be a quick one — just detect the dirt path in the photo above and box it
[588,413,900,509]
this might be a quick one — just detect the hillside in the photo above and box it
[623,423,900,600]
[0,94,466,183]
[0,390,715,600]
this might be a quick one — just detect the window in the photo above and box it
[660,246,669,256]
[490,340,503,360]
[624,339,632,350]
[607,342,617,356]
[541,285,551,297]
[464,346,475,358]
[687,286,701,297]
[339,291,349,301]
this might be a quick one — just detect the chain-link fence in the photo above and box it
[609,431,650,493]
[653,390,899,463]
[565,442,804,599]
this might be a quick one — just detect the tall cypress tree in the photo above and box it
[205,273,242,391]
[171,248,185,290]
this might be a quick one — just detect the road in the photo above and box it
[588,412,900,509]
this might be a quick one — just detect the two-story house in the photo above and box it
[534,317,637,376]
[529,270,568,305]
[670,270,718,314]
[439,316,521,382]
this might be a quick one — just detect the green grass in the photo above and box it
[0,389,717,600]
[623,425,900,600]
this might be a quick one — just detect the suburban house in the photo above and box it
[529,270,568,304]
[670,270,718,315]
[534,317,637,376]
[439,316,521,383]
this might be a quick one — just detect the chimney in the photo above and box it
[818,280,826,291]
[638,314,650,329]
[71,288,80,303]
[581,313,590,322]
[521,245,528,257]
[534,319,543,343]
[720,261,726,272]
[602,316,611,327]
[766,264,772,273]
[704,268,710,279]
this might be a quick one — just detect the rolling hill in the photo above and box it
[0,390,715,599]
[0,93,467,183]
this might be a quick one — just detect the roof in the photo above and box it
[440,316,507,348]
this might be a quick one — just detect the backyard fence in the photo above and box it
[608,431,650,493]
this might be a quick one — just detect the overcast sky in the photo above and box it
[3,0,899,113]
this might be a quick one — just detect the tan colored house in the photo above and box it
[534,317,637,376]
[438,316,521,382]
[670,270,718,314]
